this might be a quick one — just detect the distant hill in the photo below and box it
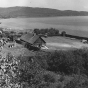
[0,6,88,18]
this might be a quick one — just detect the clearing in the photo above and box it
[43,36,88,50]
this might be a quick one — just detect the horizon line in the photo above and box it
[0,6,87,12]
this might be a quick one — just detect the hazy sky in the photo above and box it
[0,0,88,11]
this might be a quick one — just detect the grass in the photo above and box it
[0,43,35,57]
[43,36,88,50]
[43,36,80,44]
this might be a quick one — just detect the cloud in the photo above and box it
[29,0,48,8]
[44,0,88,11]
[0,0,30,7]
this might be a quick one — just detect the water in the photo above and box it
[0,16,88,37]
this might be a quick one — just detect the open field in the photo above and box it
[0,16,88,37]
[43,36,88,50]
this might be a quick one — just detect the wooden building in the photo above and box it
[17,33,46,50]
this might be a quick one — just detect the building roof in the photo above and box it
[20,33,46,44]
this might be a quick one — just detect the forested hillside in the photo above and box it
[0,6,88,18]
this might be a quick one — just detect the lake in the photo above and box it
[0,16,88,37]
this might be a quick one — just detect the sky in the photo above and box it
[0,0,88,11]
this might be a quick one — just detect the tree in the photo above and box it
[61,31,66,36]
[34,28,40,35]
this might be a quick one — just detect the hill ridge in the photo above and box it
[0,6,88,18]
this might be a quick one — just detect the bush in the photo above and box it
[0,53,46,88]
[45,49,88,75]
[43,74,55,83]
[35,48,88,75]
[58,75,65,82]
[0,52,20,88]
[64,75,88,88]
[17,55,44,86]
[38,82,50,88]
[1,48,88,87]
[63,75,81,88]
[56,83,63,88]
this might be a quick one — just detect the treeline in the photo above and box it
[34,28,88,40]
[34,28,61,37]
[36,49,88,75]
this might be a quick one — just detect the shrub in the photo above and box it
[0,52,20,88]
[45,49,88,75]
[43,74,55,83]
[58,75,65,82]
[0,53,46,88]
[17,55,44,86]
[35,51,49,69]
[82,80,88,87]
[38,82,50,88]
[34,48,88,75]
[64,77,80,88]
[56,83,63,88]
